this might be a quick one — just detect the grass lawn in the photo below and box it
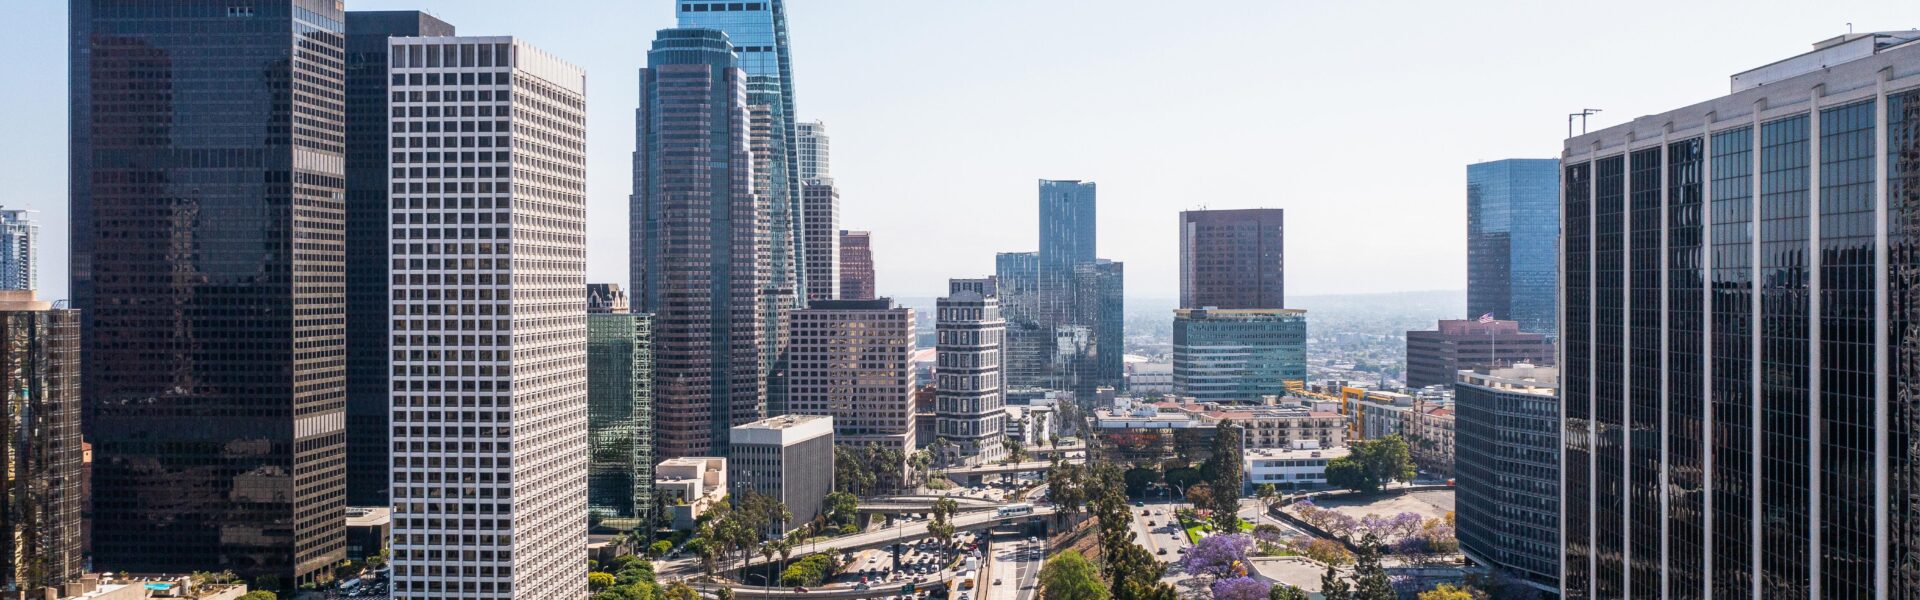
[1179,516,1253,544]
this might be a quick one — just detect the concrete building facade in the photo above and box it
[387,36,589,600]
[729,416,835,530]
[787,299,917,457]
[1455,364,1559,594]
[935,278,1007,465]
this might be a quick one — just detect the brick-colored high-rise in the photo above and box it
[1179,208,1285,309]
[838,230,876,300]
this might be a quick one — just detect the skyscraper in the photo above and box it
[1404,319,1553,390]
[343,8,455,510]
[1171,308,1306,403]
[0,209,37,291]
[1037,179,1097,325]
[71,0,346,585]
[1560,32,1920,598]
[787,299,915,473]
[633,28,768,458]
[1074,260,1125,397]
[797,119,829,182]
[0,292,81,593]
[1454,364,1559,594]
[587,284,654,533]
[678,0,805,301]
[936,278,1006,465]
[387,36,588,600]
[802,181,839,302]
[996,251,1048,388]
[838,230,876,300]
[1467,159,1559,336]
[1179,208,1284,310]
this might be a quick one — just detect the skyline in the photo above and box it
[9,2,1918,302]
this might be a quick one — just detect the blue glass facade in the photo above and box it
[678,0,803,304]
[1467,159,1560,337]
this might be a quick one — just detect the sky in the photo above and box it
[6,1,1918,302]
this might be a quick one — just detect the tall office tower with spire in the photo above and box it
[343,9,455,510]
[1560,32,1920,599]
[678,0,805,302]
[1179,208,1285,309]
[387,36,588,600]
[935,278,1007,465]
[750,103,795,416]
[0,292,82,594]
[0,209,37,291]
[838,230,876,300]
[1467,159,1559,336]
[633,28,769,459]
[70,0,347,586]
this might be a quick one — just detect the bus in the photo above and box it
[996,504,1033,518]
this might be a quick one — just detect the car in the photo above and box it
[1148,520,1156,526]
[1141,510,1150,516]
[1177,547,1187,554]
[855,583,871,591]
[793,587,810,593]
[994,579,1003,586]
[1156,548,1167,555]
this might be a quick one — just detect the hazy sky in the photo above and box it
[6,1,1915,302]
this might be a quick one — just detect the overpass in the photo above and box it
[856,495,998,514]
[660,505,1060,577]
[689,571,954,600]
[1028,444,1086,457]
[939,458,1085,479]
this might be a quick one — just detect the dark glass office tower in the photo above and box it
[70,0,347,587]
[342,9,454,510]
[1075,260,1124,396]
[997,251,1048,388]
[1466,159,1559,336]
[678,0,804,304]
[633,28,768,459]
[1561,31,1920,599]
[1179,208,1285,310]
[0,293,82,594]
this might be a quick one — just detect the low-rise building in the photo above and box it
[729,416,835,531]
[655,457,727,530]
[1244,443,1350,491]
[1091,397,1346,465]
[1125,360,1173,395]
[1403,394,1457,476]
[344,507,391,561]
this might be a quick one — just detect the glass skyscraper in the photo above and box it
[0,293,81,594]
[1038,179,1097,326]
[0,209,37,292]
[1171,308,1306,403]
[70,0,347,586]
[1467,158,1559,337]
[678,0,805,303]
[587,285,654,533]
[1560,31,1920,599]
[633,28,769,459]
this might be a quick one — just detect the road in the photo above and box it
[1239,498,1308,538]
[660,506,1059,577]
[982,532,1041,600]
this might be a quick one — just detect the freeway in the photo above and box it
[856,496,999,514]
[660,506,1059,577]
[689,574,953,600]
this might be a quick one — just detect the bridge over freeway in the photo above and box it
[856,495,998,514]
[659,505,1059,577]
[939,458,1086,479]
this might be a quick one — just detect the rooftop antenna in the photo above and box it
[1568,108,1603,138]
[1848,22,1854,34]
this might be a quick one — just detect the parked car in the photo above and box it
[792,587,810,594]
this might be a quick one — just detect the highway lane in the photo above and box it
[660,506,1059,577]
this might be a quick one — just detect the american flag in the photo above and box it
[1477,313,1495,324]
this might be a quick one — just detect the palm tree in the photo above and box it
[759,543,778,593]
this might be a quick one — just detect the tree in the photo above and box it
[1303,538,1354,566]
[715,586,735,600]
[664,581,700,600]
[1185,482,1214,516]
[1319,563,1353,600]
[236,593,276,600]
[1418,584,1477,600]
[649,540,673,558]
[1179,533,1252,579]
[589,572,616,592]
[1351,534,1394,600]
[1255,484,1279,508]
[1038,550,1109,600]
[1123,466,1161,498]
[928,497,959,544]
[1269,584,1310,600]
[1200,420,1245,531]
[1326,436,1416,494]
[1210,577,1269,600]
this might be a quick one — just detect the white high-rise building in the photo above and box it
[0,209,35,292]
[935,277,1006,465]
[796,119,829,183]
[801,181,839,303]
[387,36,588,600]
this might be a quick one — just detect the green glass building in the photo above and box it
[1171,308,1307,403]
[587,284,654,531]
